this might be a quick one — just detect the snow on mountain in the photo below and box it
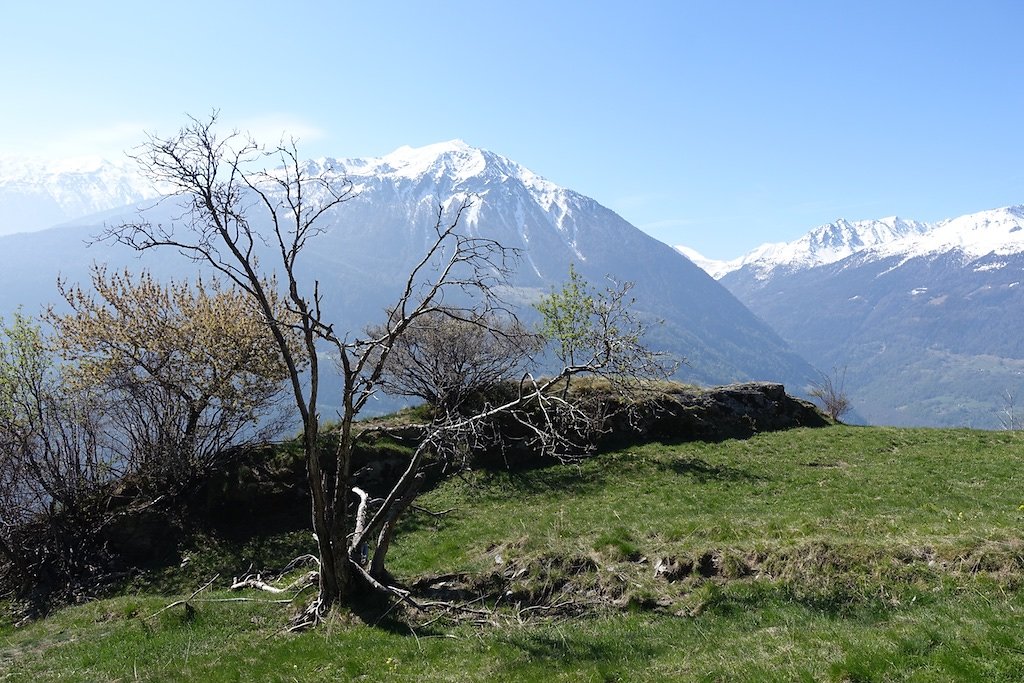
[0,140,820,395]
[312,140,572,217]
[688,215,931,280]
[0,156,160,236]
[688,205,1024,283]
[342,140,497,184]
[674,245,732,279]
[868,205,1024,263]
[299,140,601,267]
[715,202,1024,429]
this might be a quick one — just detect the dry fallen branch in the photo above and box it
[230,576,285,594]
[230,570,318,595]
[143,574,219,622]
[411,505,457,518]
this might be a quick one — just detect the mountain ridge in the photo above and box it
[697,203,1024,428]
[681,205,1024,281]
[0,156,160,236]
[0,141,820,404]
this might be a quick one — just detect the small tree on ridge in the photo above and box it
[100,113,668,625]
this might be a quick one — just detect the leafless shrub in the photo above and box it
[369,308,539,416]
[998,389,1020,430]
[808,366,851,422]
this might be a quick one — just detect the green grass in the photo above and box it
[392,426,1024,575]
[4,425,1024,681]
[2,586,1022,681]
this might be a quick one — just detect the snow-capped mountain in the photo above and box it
[709,204,1024,429]
[678,215,931,281]
[869,205,1024,262]
[674,245,731,279]
[0,156,160,236]
[683,206,1024,284]
[299,140,602,270]
[0,140,819,398]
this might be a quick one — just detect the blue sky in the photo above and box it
[2,0,1022,259]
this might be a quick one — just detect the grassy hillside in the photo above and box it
[3,426,1024,681]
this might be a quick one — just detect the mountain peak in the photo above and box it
[674,245,732,279]
[0,155,142,181]
[685,205,1024,282]
[892,204,1024,261]
[801,216,929,255]
[379,139,488,181]
[388,139,475,159]
[323,140,495,184]
[684,214,933,280]
[321,141,568,213]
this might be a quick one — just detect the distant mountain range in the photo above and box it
[680,216,931,279]
[0,141,819,412]
[0,157,160,236]
[680,206,1024,428]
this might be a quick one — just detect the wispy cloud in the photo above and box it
[228,114,326,146]
[1,121,156,161]
[0,113,328,164]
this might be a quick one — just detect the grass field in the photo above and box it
[3,426,1023,681]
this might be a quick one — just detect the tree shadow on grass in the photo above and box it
[657,456,764,484]
[344,592,451,638]
[502,465,612,496]
[499,625,661,669]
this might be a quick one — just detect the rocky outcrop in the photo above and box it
[603,382,830,445]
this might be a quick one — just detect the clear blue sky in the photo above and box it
[3,0,1022,259]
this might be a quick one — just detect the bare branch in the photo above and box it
[84,114,672,621]
[808,366,851,422]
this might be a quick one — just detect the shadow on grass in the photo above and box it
[658,456,764,483]
[717,579,905,624]
[503,465,612,496]
[344,591,450,639]
[499,625,660,667]
[120,530,316,597]
[396,464,612,539]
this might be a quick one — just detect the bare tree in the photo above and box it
[101,113,667,623]
[808,366,851,422]
[998,389,1019,430]
[370,308,538,416]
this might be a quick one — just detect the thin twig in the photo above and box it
[143,574,218,621]
[411,505,457,518]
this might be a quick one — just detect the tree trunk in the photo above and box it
[303,420,349,608]
[308,408,364,610]
[326,414,357,606]
[369,472,425,580]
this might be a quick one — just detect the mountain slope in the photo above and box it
[0,141,818,400]
[712,206,1024,428]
